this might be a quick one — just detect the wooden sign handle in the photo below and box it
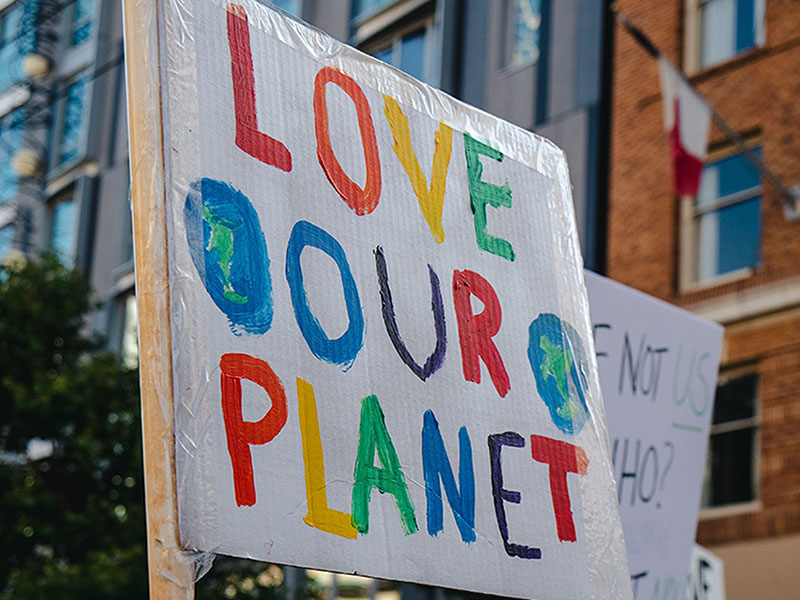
[123,0,196,597]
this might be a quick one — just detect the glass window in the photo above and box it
[373,46,392,64]
[700,0,765,68]
[71,0,96,46]
[58,75,88,166]
[353,0,394,20]
[270,0,302,17]
[1,3,24,46]
[701,373,758,507]
[0,223,14,259]
[504,0,542,68]
[50,194,76,265]
[0,2,26,93]
[16,0,38,56]
[399,29,426,81]
[367,24,435,85]
[0,107,25,205]
[693,148,761,281]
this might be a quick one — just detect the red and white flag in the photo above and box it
[658,57,711,196]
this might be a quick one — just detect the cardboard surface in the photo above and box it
[585,271,723,600]
[156,1,631,597]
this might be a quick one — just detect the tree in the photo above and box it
[0,254,327,599]
[0,254,147,598]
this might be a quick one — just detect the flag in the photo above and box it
[658,57,711,196]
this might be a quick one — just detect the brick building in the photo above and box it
[609,0,800,597]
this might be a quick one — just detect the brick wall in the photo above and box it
[698,309,800,545]
[609,0,800,546]
[609,0,800,305]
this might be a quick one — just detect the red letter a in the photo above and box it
[227,4,292,171]
[220,353,288,506]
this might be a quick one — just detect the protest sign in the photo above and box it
[585,271,723,600]
[125,0,632,597]
[686,545,725,600]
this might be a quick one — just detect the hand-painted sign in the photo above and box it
[156,1,631,597]
[585,271,723,600]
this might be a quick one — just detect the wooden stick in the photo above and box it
[122,0,195,597]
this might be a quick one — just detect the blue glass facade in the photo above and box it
[58,76,88,166]
[51,196,76,264]
[0,0,39,94]
[71,0,96,46]
[0,107,25,205]
[507,0,542,66]
[353,0,394,19]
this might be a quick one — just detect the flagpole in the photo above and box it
[614,10,800,220]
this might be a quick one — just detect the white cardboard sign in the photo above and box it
[156,1,631,597]
[585,271,723,600]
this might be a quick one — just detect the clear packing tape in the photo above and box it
[124,0,632,597]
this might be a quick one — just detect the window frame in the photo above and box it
[684,0,766,74]
[500,0,543,72]
[353,0,400,23]
[0,105,25,204]
[360,12,439,87]
[57,73,90,167]
[699,366,761,516]
[0,1,27,96]
[679,142,763,290]
[49,0,108,176]
[70,0,98,48]
[47,185,78,266]
[48,69,95,176]
[0,2,22,47]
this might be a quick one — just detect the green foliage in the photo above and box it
[0,254,329,599]
[0,254,147,599]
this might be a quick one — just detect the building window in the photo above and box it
[71,0,96,46]
[58,74,89,167]
[270,0,302,17]
[0,107,24,204]
[354,0,395,20]
[699,0,765,68]
[367,21,437,85]
[693,147,761,282]
[50,192,76,265]
[701,372,758,507]
[0,2,23,51]
[0,3,22,39]
[503,0,542,68]
[0,2,24,94]
[0,223,14,259]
